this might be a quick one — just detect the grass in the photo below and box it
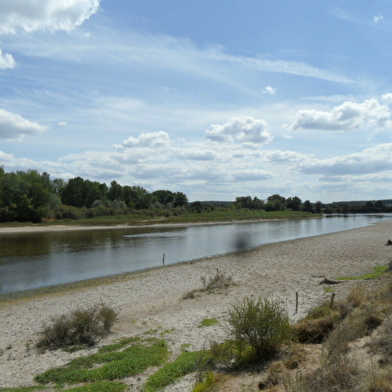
[198,318,219,328]
[143,350,213,392]
[35,337,169,385]
[336,265,389,281]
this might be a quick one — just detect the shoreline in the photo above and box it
[1,220,392,389]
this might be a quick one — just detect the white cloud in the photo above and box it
[374,15,384,23]
[287,98,392,132]
[295,143,392,176]
[0,0,100,35]
[114,131,170,150]
[263,86,277,95]
[206,116,273,146]
[58,121,67,126]
[0,109,48,140]
[176,150,216,161]
[0,49,16,69]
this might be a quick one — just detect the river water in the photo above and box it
[1,214,391,295]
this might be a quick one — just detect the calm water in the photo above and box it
[0,214,391,294]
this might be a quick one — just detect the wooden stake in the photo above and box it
[295,292,298,314]
[162,253,165,266]
[329,293,335,309]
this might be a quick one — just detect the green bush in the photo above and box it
[226,296,291,360]
[36,304,118,350]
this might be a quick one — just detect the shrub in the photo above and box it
[226,296,292,360]
[36,304,118,350]
[201,269,233,292]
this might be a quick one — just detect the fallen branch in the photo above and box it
[319,278,346,285]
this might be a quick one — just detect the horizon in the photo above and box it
[1,1,392,204]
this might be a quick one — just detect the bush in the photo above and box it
[37,304,118,350]
[226,296,291,360]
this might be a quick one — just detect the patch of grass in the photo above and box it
[63,381,127,392]
[336,265,389,281]
[35,338,169,385]
[198,318,218,328]
[36,304,118,351]
[144,350,213,392]
[192,371,217,392]
[226,296,292,361]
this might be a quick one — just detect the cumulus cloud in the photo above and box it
[264,150,308,163]
[0,49,16,69]
[114,131,170,150]
[0,0,100,35]
[287,98,392,132]
[263,86,277,95]
[206,116,273,146]
[295,143,392,176]
[0,109,48,140]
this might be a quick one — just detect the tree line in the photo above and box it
[0,167,390,223]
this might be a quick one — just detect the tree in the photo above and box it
[174,192,188,207]
[287,196,302,211]
[302,200,314,213]
[107,181,123,202]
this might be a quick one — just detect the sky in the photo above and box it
[0,1,392,203]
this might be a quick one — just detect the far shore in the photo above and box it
[0,216,314,234]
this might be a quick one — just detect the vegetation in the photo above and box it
[36,304,117,351]
[226,296,292,360]
[182,269,233,299]
[35,337,168,385]
[143,351,212,392]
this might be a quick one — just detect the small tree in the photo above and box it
[226,296,291,360]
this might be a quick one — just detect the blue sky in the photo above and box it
[1,0,392,203]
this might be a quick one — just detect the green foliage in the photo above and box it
[144,351,212,392]
[199,318,218,327]
[226,296,292,360]
[35,338,168,385]
[36,304,117,351]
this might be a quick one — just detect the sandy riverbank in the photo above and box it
[1,220,392,390]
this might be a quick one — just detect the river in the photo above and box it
[1,214,391,295]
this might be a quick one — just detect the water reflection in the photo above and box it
[1,214,391,294]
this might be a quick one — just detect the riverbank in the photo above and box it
[1,220,392,390]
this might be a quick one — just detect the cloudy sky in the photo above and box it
[1,0,392,203]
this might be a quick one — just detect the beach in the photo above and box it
[1,220,392,390]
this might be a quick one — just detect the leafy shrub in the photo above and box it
[226,296,292,360]
[36,304,118,350]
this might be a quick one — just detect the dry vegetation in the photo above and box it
[200,274,392,392]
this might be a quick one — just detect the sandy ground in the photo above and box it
[1,220,392,390]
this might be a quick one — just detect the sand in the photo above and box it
[1,220,392,390]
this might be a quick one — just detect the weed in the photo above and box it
[201,269,233,292]
[226,296,292,361]
[36,304,117,351]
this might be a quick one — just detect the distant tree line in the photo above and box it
[1,167,390,223]
[234,194,392,214]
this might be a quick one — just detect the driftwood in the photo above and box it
[386,239,392,246]
[319,278,346,285]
